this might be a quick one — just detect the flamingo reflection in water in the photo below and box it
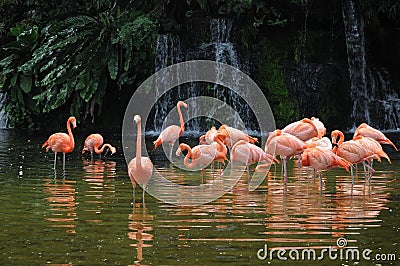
[43,178,77,234]
[128,205,154,264]
[82,158,117,220]
[263,171,391,250]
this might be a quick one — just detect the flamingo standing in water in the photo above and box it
[128,115,153,204]
[282,118,320,141]
[301,147,352,191]
[353,135,391,180]
[301,147,352,173]
[199,126,218,145]
[216,125,258,148]
[353,123,398,151]
[82,134,116,160]
[230,140,277,181]
[331,130,379,182]
[176,142,228,181]
[265,129,307,182]
[42,116,77,171]
[153,101,188,159]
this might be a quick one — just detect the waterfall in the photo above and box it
[342,0,400,130]
[342,0,369,128]
[0,93,9,129]
[152,33,183,132]
[151,18,255,135]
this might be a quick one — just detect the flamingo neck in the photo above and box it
[136,119,142,170]
[215,137,227,154]
[180,144,194,168]
[302,118,319,135]
[337,131,344,146]
[95,143,112,154]
[67,118,75,151]
[177,104,185,133]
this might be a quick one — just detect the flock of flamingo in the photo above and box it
[42,100,398,201]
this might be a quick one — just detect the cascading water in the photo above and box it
[342,0,400,130]
[365,68,400,130]
[0,93,9,129]
[152,33,184,132]
[151,18,256,135]
[342,0,369,128]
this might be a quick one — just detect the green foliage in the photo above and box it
[0,3,157,128]
[360,0,400,21]
[257,40,299,128]
[0,24,40,127]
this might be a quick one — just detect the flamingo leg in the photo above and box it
[53,152,57,169]
[63,153,66,171]
[142,187,145,209]
[319,172,323,195]
[350,166,354,185]
[363,161,375,182]
[91,152,94,161]
[283,157,288,182]
[201,168,205,183]
[132,185,136,206]
[168,144,174,162]
[246,165,250,183]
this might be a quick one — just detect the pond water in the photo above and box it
[0,129,399,265]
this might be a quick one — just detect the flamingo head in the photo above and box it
[300,152,309,167]
[110,146,117,155]
[358,123,368,129]
[178,101,188,109]
[134,115,141,124]
[330,130,341,144]
[82,146,88,154]
[175,147,182,157]
[69,116,77,128]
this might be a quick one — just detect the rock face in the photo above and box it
[285,62,353,130]
[149,6,400,132]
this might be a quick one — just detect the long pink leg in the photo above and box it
[283,157,288,182]
[53,152,57,169]
[63,153,66,171]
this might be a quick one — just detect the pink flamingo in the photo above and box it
[153,101,188,159]
[301,147,352,173]
[42,116,77,170]
[216,125,258,148]
[231,140,277,181]
[265,129,307,182]
[353,135,391,180]
[301,147,352,191]
[199,126,218,144]
[282,118,320,141]
[353,123,398,151]
[82,134,116,160]
[306,137,332,151]
[128,115,153,204]
[331,130,379,182]
[176,142,227,181]
[311,117,327,138]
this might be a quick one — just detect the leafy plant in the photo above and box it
[0,24,40,127]
[0,4,157,128]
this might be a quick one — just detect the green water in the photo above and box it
[0,129,399,265]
